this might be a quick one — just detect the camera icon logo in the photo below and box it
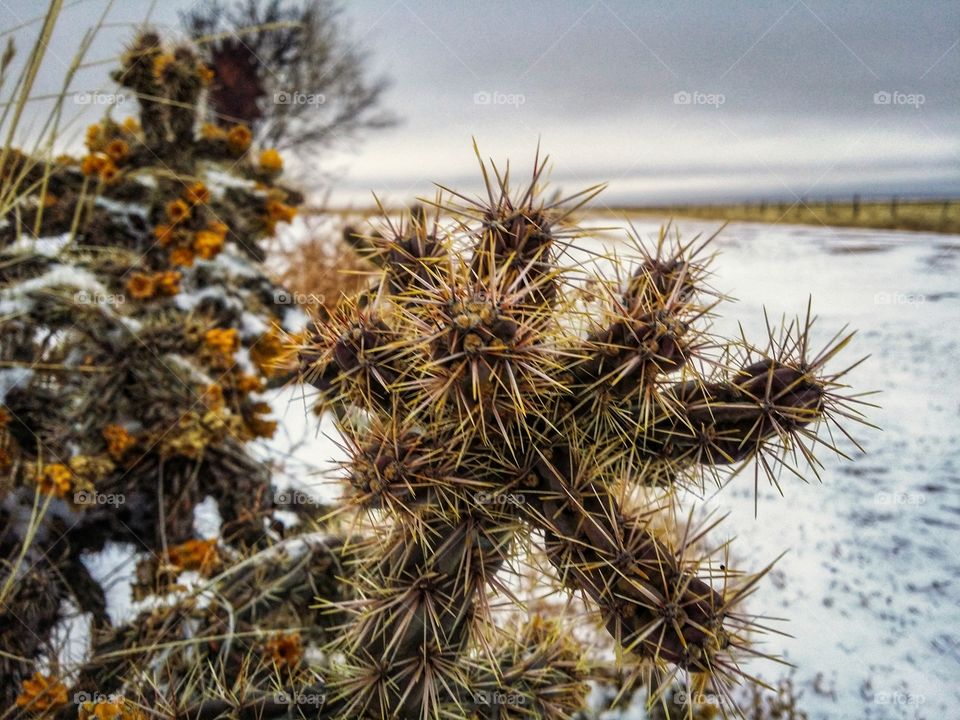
[873,90,891,105]
[673,91,692,105]
[473,91,492,105]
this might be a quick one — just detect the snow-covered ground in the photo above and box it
[265,216,959,719]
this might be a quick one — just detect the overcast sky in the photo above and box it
[3,0,958,206]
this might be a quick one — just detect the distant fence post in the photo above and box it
[891,196,898,219]
[852,194,860,219]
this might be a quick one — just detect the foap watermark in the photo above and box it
[673,90,725,108]
[272,690,326,707]
[473,90,526,107]
[875,491,926,507]
[275,490,323,507]
[874,691,925,706]
[74,691,122,704]
[74,91,125,106]
[673,690,720,706]
[74,490,125,507]
[873,90,924,108]
[274,290,326,307]
[475,689,526,706]
[475,491,525,507]
[75,290,126,306]
[274,90,326,106]
[874,291,925,305]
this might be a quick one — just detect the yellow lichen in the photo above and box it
[34,463,73,498]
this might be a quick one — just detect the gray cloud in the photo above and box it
[3,0,957,203]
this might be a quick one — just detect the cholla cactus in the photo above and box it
[299,150,865,718]
[0,30,322,705]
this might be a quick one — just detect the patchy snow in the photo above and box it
[3,233,72,257]
[0,366,34,399]
[0,263,108,315]
[280,304,311,333]
[240,310,269,336]
[193,495,223,539]
[210,247,261,278]
[49,600,93,676]
[172,284,238,313]
[258,383,344,506]
[94,196,148,220]
[573,217,960,720]
[204,167,259,194]
[81,542,139,626]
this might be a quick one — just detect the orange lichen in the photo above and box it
[193,229,225,260]
[78,698,145,720]
[235,374,263,395]
[126,273,156,300]
[152,53,176,80]
[226,124,252,154]
[166,198,191,224]
[106,139,129,163]
[154,270,182,296]
[203,384,225,410]
[259,148,283,172]
[246,416,278,439]
[266,199,297,224]
[121,117,140,134]
[265,631,303,667]
[207,220,229,237]
[100,160,120,184]
[204,327,239,356]
[201,123,226,140]
[35,463,73,498]
[166,538,219,573]
[184,182,210,205]
[103,424,136,460]
[153,224,176,247]
[15,672,68,711]
[249,329,290,377]
[81,153,108,177]
[170,246,196,267]
[197,63,215,85]
[85,124,102,149]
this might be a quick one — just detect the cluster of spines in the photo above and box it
[299,150,863,719]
